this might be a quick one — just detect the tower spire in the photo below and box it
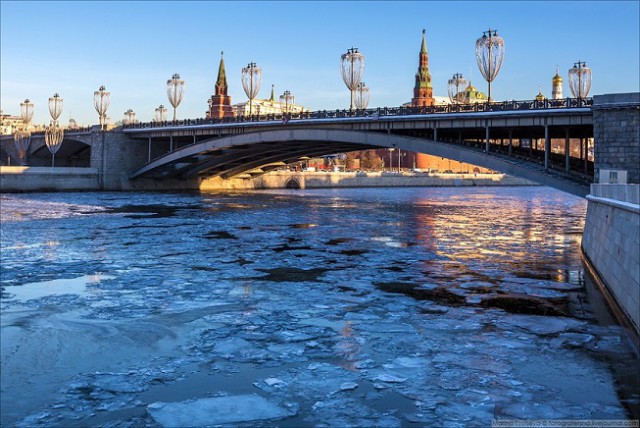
[216,51,227,89]
[421,28,427,53]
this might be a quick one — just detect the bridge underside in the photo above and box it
[130,129,591,197]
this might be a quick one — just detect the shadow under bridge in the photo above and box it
[130,128,590,197]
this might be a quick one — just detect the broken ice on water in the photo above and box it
[1,188,638,427]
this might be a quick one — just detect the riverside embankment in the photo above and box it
[0,168,537,192]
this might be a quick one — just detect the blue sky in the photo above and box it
[1,1,639,125]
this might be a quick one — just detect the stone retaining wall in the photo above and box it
[0,167,99,192]
[582,183,640,337]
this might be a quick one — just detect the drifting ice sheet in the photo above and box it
[147,394,293,427]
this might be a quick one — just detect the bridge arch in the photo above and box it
[29,137,92,167]
[131,128,589,196]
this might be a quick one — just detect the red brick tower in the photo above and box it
[206,52,235,119]
[411,29,435,107]
[412,30,434,169]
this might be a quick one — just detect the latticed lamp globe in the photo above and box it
[568,61,592,98]
[241,62,262,116]
[354,82,370,110]
[48,93,63,122]
[93,85,111,130]
[447,73,466,104]
[20,99,34,125]
[340,47,365,111]
[475,29,505,103]
[167,73,185,121]
[279,90,294,114]
[123,109,136,125]
[155,104,167,123]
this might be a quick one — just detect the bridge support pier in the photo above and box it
[544,125,550,170]
[485,126,490,153]
[508,129,513,156]
[565,129,570,173]
[148,137,152,163]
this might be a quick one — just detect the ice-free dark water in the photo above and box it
[1,187,637,427]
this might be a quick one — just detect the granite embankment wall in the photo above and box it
[0,167,99,192]
[582,185,640,339]
[200,172,536,191]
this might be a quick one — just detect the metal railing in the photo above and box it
[124,97,593,130]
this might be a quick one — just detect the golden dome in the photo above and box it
[535,88,545,101]
[552,67,563,84]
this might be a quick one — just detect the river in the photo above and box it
[0,187,637,427]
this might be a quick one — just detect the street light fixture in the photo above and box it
[279,90,294,115]
[155,104,167,123]
[340,47,365,111]
[568,61,592,99]
[167,73,185,122]
[354,82,370,110]
[388,148,395,172]
[13,98,34,165]
[45,93,64,167]
[447,73,466,104]
[241,62,262,117]
[475,29,505,103]
[123,109,136,125]
[93,85,110,131]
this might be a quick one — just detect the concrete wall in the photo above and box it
[250,171,536,190]
[0,167,99,191]
[592,93,640,184]
[582,183,640,337]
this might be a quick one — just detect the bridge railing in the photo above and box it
[123,97,593,130]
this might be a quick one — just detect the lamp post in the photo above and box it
[93,85,110,131]
[279,90,294,115]
[354,82,370,110]
[340,47,365,111]
[447,73,466,104]
[475,29,505,104]
[167,73,185,122]
[13,98,34,165]
[568,61,592,99]
[388,148,395,172]
[45,93,64,167]
[155,104,167,123]
[123,109,136,125]
[241,62,262,117]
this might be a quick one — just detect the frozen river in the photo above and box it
[1,187,637,427]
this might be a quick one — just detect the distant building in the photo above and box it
[206,52,236,120]
[456,81,488,104]
[535,88,546,101]
[233,85,307,117]
[0,111,22,135]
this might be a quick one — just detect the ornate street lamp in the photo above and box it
[167,73,185,121]
[340,47,365,111]
[241,62,262,116]
[354,82,370,109]
[475,29,505,103]
[447,73,466,104]
[93,85,110,131]
[45,93,64,167]
[568,61,592,98]
[279,90,294,114]
[13,99,34,165]
[123,109,136,125]
[155,104,167,122]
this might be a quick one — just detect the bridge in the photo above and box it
[1,93,637,197]
[118,97,593,196]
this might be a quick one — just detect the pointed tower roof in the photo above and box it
[421,29,427,53]
[269,84,275,102]
[216,51,227,88]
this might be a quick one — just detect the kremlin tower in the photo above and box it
[552,68,563,99]
[206,52,235,119]
[411,29,435,107]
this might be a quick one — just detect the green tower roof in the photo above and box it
[216,51,227,88]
